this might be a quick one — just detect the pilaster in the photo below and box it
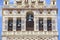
[52,17,57,31]
[22,0,24,6]
[34,17,39,31]
[13,17,16,31]
[43,17,47,31]
[21,17,26,31]
[3,17,8,31]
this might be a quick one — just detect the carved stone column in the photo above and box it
[21,17,26,31]
[22,0,24,6]
[43,17,47,31]
[55,17,58,31]
[34,17,39,31]
[13,17,16,31]
[29,0,31,8]
[3,17,8,31]
[52,17,57,31]
[35,0,38,7]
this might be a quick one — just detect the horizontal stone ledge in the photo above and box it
[2,8,58,10]
[2,31,58,36]
[2,35,58,38]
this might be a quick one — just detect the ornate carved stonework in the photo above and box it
[2,0,58,40]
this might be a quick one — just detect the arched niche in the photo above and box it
[26,11,34,31]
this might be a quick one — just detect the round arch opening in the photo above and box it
[26,11,34,31]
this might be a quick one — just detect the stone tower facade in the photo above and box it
[2,0,58,40]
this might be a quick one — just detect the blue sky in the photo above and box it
[0,0,60,40]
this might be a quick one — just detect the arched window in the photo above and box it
[47,18,52,31]
[16,18,21,31]
[8,18,13,31]
[26,13,33,21]
[39,18,43,31]
[26,11,34,31]
[5,1,7,5]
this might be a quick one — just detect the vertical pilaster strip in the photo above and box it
[35,17,39,31]
[6,17,8,31]
[13,17,16,31]
[3,17,5,31]
[35,0,38,7]
[4,17,8,31]
[52,17,55,31]
[43,17,47,31]
[55,17,58,31]
[52,17,57,31]
[23,17,26,31]
[29,0,31,8]
[44,0,46,5]
[34,17,36,31]
[21,17,25,31]
[2,17,3,31]
[25,17,26,31]
[22,0,24,6]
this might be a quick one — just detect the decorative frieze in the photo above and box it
[2,0,58,40]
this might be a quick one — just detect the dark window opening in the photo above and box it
[53,1,55,5]
[16,18,21,31]
[26,12,34,31]
[47,18,52,31]
[8,18,13,31]
[38,1,43,3]
[16,1,22,5]
[48,12,50,14]
[40,11,42,14]
[18,11,20,14]
[39,18,43,31]
[25,0,28,4]
[32,1,35,4]
[5,1,7,5]
[9,10,12,14]
[27,14,34,21]
[38,1,43,5]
